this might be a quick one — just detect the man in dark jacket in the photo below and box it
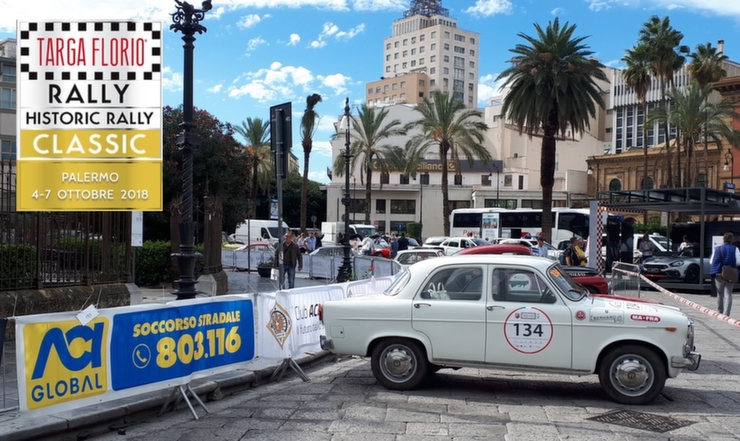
[282,232,303,289]
[397,233,409,251]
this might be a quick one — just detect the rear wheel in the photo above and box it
[598,345,666,405]
[371,338,428,390]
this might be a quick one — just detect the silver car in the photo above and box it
[641,247,712,284]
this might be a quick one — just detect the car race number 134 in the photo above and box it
[504,306,553,354]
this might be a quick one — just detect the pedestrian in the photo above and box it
[397,233,409,251]
[306,232,316,253]
[336,232,345,246]
[390,235,399,259]
[360,234,374,256]
[315,231,325,249]
[297,233,307,253]
[678,235,692,252]
[710,232,740,316]
[564,237,582,266]
[281,232,302,289]
[638,234,655,263]
[534,236,548,257]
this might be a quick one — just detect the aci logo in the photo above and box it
[24,318,109,409]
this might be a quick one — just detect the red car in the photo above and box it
[458,244,610,294]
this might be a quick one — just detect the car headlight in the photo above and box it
[670,261,685,267]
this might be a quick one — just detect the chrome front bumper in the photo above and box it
[320,335,334,351]
[671,351,701,371]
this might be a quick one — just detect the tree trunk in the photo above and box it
[642,101,649,224]
[440,142,450,236]
[300,151,310,233]
[365,163,372,224]
[540,110,558,243]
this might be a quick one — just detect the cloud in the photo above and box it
[207,84,224,93]
[587,0,617,11]
[309,22,365,49]
[162,66,183,93]
[477,73,506,105]
[288,34,301,46]
[551,7,564,15]
[246,37,268,54]
[318,73,351,95]
[465,0,513,17]
[237,14,263,29]
[227,61,315,102]
[351,0,407,11]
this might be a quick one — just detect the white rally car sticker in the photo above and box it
[589,308,625,324]
[504,306,553,354]
[630,314,661,323]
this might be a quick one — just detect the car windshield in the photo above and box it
[384,271,410,296]
[472,238,489,245]
[408,238,420,247]
[650,235,670,251]
[546,264,588,301]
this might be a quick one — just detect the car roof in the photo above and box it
[458,244,532,255]
[409,254,553,272]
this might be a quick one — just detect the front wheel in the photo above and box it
[598,345,666,405]
[684,265,700,284]
[371,338,428,390]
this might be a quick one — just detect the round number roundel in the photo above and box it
[504,306,553,354]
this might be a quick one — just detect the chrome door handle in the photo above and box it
[414,303,431,308]
[487,305,506,311]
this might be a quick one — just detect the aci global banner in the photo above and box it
[16,21,163,211]
[16,296,255,413]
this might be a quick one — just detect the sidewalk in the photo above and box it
[0,270,329,441]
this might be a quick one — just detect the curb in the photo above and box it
[3,351,333,441]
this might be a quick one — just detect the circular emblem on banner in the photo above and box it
[267,302,292,349]
[132,343,151,369]
[504,307,554,354]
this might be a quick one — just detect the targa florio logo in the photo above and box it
[267,302,292,349]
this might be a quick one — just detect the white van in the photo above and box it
[234,220,290,246]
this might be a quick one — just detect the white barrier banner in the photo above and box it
[15,295,256,414]
[346,275,395,297]
[221,250,235,268]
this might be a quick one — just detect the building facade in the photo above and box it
[0,39,16,162]
[365,0,479,108]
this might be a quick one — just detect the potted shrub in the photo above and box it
[257,257,275,278]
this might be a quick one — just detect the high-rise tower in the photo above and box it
[365,0,479,108]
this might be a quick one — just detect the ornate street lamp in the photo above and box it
[170,0,212,300]
[337,98,353,282]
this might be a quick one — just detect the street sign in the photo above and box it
[270,102,292,179]
[16,20,163,211]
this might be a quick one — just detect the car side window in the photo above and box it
[492,268,556,304]
[420,267,482,301]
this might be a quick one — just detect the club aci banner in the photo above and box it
[15,295,255,413]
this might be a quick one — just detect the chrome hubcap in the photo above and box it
[380,345,416,383]
[612,356,652,396]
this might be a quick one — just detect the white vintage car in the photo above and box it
[320,255,700,405]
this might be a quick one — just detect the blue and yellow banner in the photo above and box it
[15,295,255,413]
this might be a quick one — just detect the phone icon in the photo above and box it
[132,344,151,368]
[136,350,148,363]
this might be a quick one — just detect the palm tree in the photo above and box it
[648,83,740,186]
[637,16,686,187]
[300,93,322,233]
[622,44,653,193]
[497,18,606,242]
[234,117,271,218]
[688,42,728,88]
[688,42,729,176]
[333,103,405,223]
[405,90,490,236]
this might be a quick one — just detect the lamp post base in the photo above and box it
[336,261,353,283]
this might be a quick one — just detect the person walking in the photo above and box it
[390,235,399,259]
[710,232,740,316]
[534,236,548,258]
[306,232,316,253]
[360,234,374,256]
[281,232,302,289]
[639,234,655,263]
[397,233,409,251]
[564,237,582,266]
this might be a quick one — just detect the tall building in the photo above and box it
[0,38,16,161]
[365,0,479,108]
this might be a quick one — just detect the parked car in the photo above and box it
[319,255,700,405]
[310,246,360,258]
[394,249,445,269]
[457,244,609,294]
[496,237,559,260]
[641,247,712,284]
[371,239,392,259]
[423,236,447,247]
[437,237,479,255]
